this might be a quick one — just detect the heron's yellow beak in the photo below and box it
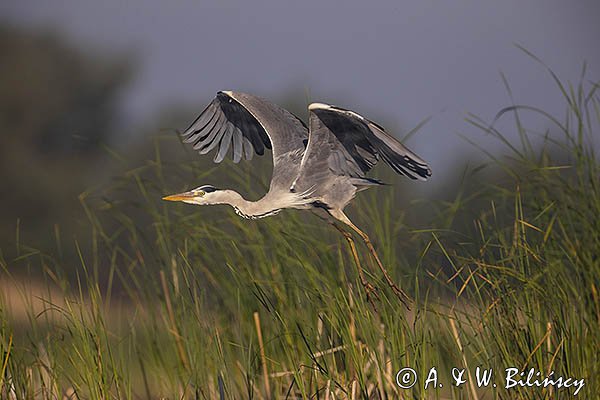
[162,192,194,202]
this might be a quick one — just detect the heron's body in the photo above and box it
[164,90,432,307]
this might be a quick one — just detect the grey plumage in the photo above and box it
[179,91,430,213]
[167,90,432,308]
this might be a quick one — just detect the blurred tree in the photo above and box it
[0,24,134,255]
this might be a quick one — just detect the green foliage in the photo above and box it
[0,24,133,254]
[1,68,599,398]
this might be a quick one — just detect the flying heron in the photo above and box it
[163,91,431,307]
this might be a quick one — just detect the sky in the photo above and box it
[2,0,599,178]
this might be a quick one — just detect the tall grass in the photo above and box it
[1,67,598,399]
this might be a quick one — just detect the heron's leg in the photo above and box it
[330,222,380,307]
[331,211,412,309]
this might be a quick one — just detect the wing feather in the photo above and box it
[232,127,243,163]
[214,125,234,163]
[184,109,218,144]
[245,121,265,155]
[242,135,254,160]
[198,117,228,154]
[193,112,225,150]
[181,91,308,193]
[182,103,218,139]
[307,104,431,181]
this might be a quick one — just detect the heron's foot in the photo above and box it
[385,279,412,310]
[357,236,412,310]
[360,279,380,310]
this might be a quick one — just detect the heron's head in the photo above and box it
[162,184,228,205]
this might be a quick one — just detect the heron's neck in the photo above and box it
[223,190,283,220]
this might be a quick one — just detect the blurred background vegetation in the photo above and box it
[0,17,598,399]
[0,24,133,260]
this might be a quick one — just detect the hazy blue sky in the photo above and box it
[3,1,599,175]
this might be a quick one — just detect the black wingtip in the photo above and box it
[351,177,387,186]
[365,177,388,185]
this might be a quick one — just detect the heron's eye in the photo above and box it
[198,190,205,197]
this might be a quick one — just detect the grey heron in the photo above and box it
[163,91,431,308]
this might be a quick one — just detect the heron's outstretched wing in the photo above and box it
[181,91,308,191]
[305,103,432,181]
